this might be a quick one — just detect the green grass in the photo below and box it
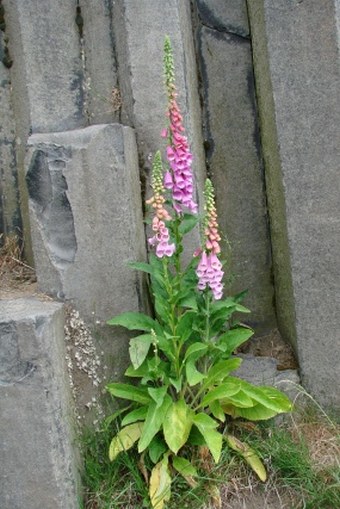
[80,408,340,509]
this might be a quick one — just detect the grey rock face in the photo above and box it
[196,22,276,331]
[80,0,120,124]
[248,0,340,408]
[26,124,146,319]
[25,124,147,378]
[3,0,86,133]
[0,31,21,236]
[0,298,79,509]
[196,0,249,37]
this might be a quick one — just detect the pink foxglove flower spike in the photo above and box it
[163,36,197,215]
[146,151,175,258]
[196,179,224,300]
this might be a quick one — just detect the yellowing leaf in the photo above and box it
[109,422,143,461]
[163,399,193,454]
[226,434,267,482]
[149,456,172,509]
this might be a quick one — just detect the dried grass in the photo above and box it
[0,234,36,296]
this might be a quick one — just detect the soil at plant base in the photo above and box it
[238,328,298,370]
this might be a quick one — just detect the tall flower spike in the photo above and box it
[196,179,224,300]
[163,36,197,215]
[146,151,175,258]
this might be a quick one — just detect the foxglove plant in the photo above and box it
[106,37,291,509]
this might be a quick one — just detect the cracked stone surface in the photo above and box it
[0,298,79,509]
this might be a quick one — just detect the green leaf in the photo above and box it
[154,295,169,323]
[226,434,267,482]
[148,386,168,408]
[109,422,143,461]
[149,455,172,509]
[121,406,148,426]
[193,414,222,463]
[103,406,131,428]
[238,381,292,413]
[177,311,196,341]
[176,293,198,311]
[201,380,241,407]
[169,377,182,393]
[217,328,254,355]
[209,400,225,422]
[129,334,154,369]
[106,383,151,405]
[163,399,193,454]
[221,390,255,408]
[107,311,157,332]
[178,213,199,235]
[172,456,198,477]
[235,303,251,313]
[223,402,279,421]
[148,436,168,464]
[184,342,208,361]
[203,358,242,388]
[186,359,206,387]
[172,456,198,487]
[125,361,149,378]
[138,395,172,452]
[128,261,154,275]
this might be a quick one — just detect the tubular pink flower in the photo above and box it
[163,38,197,215]
[196,179,224,300]
[147,152,175,258]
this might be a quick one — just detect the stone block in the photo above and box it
[3,0,86,133]
[80,0,120,124]
[0,48,21,236]
[0,298,79,509]
[25,124,147,378]
[196,0,249,37]
[234,354,278,386]
[197,24,276,330]
[112,0,206,204]
[248,0,340,407]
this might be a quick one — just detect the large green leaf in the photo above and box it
[201,380,241,407]
[226,434,267,482]
[217,328,254,355]
[121,406,148,426]
[149,455,171,509]
[223,402,279,421]
[148,436,168,464]
[109,422,143,461]
[203,358,242,388]
[138,395,172,452]
[237,380,292,413]
[129,334,154,369]
[106,383,151,405]
[107,311,157,332]
[193,413,222,463]
[163,399,193,454]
